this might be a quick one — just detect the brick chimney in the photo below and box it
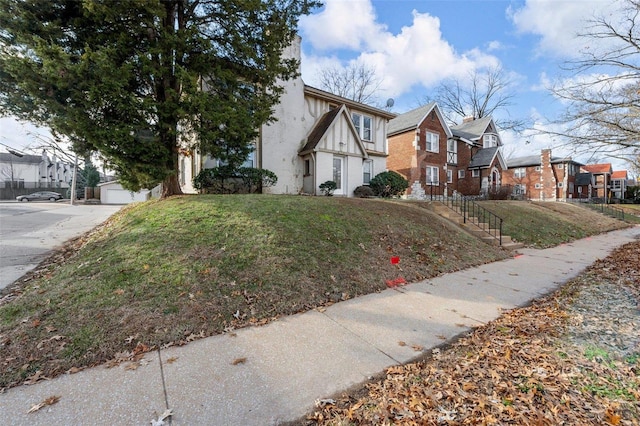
[540,149,556,201]
[462,116,475,123]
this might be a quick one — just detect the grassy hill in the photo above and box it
[0,195,630,388]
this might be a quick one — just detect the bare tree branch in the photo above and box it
[428,66,525,132]
[317,61,383,105]
[544,0,640,166]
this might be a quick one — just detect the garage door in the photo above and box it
[105,189,137,204]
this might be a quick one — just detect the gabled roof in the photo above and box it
[506,154,583,168]
[450,116,494,141]
[582,163,612,174]
[303,85,396,120]
[469,146,507,170]
[575,172,593,186]
[0,153,44,165]
[386,102,453,139]
[611,170,628,180]
[298,104,368,157]
[506,155,541,168]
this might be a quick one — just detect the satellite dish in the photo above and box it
[386,98,395,108]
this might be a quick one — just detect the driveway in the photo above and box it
[0,202,123,290]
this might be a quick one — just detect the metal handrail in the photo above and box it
[441,193,503,245]
[568,200,625,221]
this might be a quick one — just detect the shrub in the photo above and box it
[354,185,375,198]
[369,171,408,198]
[487,184,512,200]
[193,167,277,194]
[319,180,337,196]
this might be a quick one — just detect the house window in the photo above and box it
[535,183,541,189]
[426,166,439,186]
[513,184,525,195]
[458,169,465,179]
[352,112,372,141]
[514,167,526,178]
[535,166,541,171]
[304,159,311,176]
[483,134,498,148]
[447,169,453,183]
[558,182,564,188]
[447,139,457,164]
[557,164,564,169]
[426,132,439,153]
[241,151,255,168]
[363,160,373,184]
[472,169,480,178]
[180,158,186,185]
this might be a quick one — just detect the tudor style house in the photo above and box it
[502,149,583,201]
[180,37,395,197]
[387,107,506,198]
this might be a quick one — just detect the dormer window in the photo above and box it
[483,134,498,148]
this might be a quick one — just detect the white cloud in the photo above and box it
[300,2,501,101]
[298,0,385,51]
[507,0,618,58]
[486,40,505,52]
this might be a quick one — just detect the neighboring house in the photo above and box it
[386,102,453,198]
[387,108,507,198]
[0,151,74,189]
[181,36,395,197]
[449,116,507,196]
[575,172,594,200]
[502,149,583,201]
[581,163,613,200]
[610,170,628,199]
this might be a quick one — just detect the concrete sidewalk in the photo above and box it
[2,226,639,425]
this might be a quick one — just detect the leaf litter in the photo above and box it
[305,241,640,425]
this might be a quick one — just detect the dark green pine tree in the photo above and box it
[0,0,319,197]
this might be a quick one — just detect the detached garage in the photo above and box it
[99,181,151,204]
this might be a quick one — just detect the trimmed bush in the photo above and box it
[193,167,277,194]
[319,180,337,196]
[369,171,409,198]
[354,185,375,198]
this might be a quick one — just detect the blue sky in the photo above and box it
[297,0,627,169]
[0,0,630,170]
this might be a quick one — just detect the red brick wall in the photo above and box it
[387,131,417,185]
[502,165,542,200]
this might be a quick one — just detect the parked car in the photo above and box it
[16,191,63,202]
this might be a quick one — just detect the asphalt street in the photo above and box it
[0,201,122,289]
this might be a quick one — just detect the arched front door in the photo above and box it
[490,167,501,189]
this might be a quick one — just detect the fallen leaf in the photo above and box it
[151,408,173,426]
[26,395,60,413]
[231,357,247,365]
[411,344,424,352]
[398,341,407,346]
[165,357,178,364]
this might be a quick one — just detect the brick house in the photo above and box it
[502,149,582,201]
[449,116,507,196]
[581,163,612,200]
[387,106,506,198]
[387,102,453,197]
[610,170,628,199]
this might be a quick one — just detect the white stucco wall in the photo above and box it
[260,38,307,196]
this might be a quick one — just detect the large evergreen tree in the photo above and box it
[0,0,318,196]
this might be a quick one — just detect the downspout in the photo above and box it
[311,151,317,195]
